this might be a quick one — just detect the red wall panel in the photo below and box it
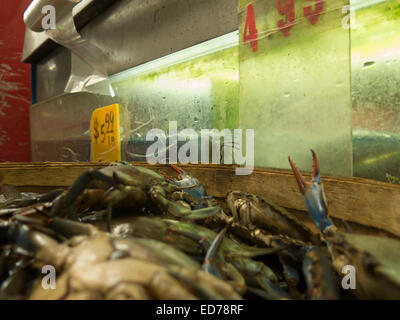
[0,1,32,162]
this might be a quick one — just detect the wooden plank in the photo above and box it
[185,165,400,237]
[0,162,399,236]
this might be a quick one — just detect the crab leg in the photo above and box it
[200,228,248,294]
[170,164,183,175]
[167,227,247,294]
[0,189,64,210]
[279,255,300,287]
[149,186,221,220]
[50,169,118,218]
[203,228,227,278]
[255,277,291,300]
[169,164,199,188]
[169,165,211,208]
[301,246,339,300]
[166,227,208,252]
[288,150,334,234]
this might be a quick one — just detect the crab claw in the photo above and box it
[169,165,213,209]
[169,164,184,176]
[203,228,227,279]
[288,150,334,234]
[169,165,199,189]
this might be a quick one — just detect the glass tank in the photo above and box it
[351,0,400,183]
[109,31,239,162]
[30,0,400,185]
[31,32,239,162]
[239,0,352,176]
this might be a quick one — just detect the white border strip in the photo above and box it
[351,0,387,10]
[110,31,239,83]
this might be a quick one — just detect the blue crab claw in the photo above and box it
[169,165,200,189]
[169,165,214,209]
[203,228,227,278]
[288,150,335,234]
[150,186,221,220]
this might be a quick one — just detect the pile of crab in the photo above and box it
[1,153,400,300]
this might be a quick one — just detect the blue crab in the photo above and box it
[289,150,400,299]
[49,164,221,230]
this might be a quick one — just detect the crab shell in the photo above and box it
[92,165,169,189]
[226,191,318,243]
[28,226,241,300]
[328,232,400,299]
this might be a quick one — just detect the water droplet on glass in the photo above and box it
[336,82,343,87]
[194,117,199,123]
[363,61,375,69]
[284,92,290,98]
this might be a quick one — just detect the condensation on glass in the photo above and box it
[239,0,352,176]
[108,32,239,162]
[30,0,400,185]
[351,0,400,183]
[30,92,123,162]
[30,33,239,162]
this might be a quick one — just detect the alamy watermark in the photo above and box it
[342,6,357,30]
[41,265,56,290]
[40,4,357,31]
[341,264,356,290]
[39,262,356,291]
[145,121,255,175]
[41,5,56,30]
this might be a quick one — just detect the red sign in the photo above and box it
[243,4,259,52]
[277,0,295,38]
[304,0,324,25]
[243,0,325,50]
[0,1,32,162]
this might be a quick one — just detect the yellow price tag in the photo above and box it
[91,104,121,162]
